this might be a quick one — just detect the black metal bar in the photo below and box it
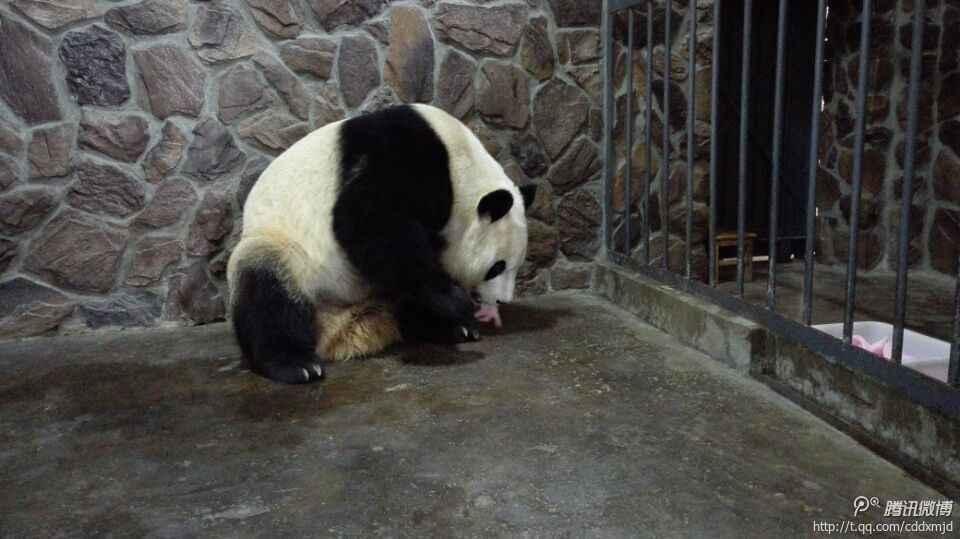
[736,0,752,297]
[892,0,926,364]
[802,0,828,326]
[609,0,648,13]
[767,0,788,311]
[843,0,873,345]
[951,256,960,387]
[602,0,616,257]
[644,0,654,264]
[685,0,696,280]
[624,10,635,256]
[662,0,672,271]
[604,254,960,419]
[708,0,721,287]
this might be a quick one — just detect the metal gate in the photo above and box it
[600,0,960,416]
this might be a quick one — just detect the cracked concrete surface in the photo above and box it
[0,293,946,536]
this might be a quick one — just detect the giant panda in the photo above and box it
[227,104,536,384]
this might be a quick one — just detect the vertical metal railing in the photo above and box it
[624,11,635,255]
[602,0,960,404]
[892,0,926,364]
[662,3,672,271]
[843,0,874,345]
[952,258,960,386]
[736,0,753,298]
[644,0,654,264]
[767,0,788,311]
[802,0,828,327]
[684,0,696,281]
[601,0,614,256]
[708,0,721,287]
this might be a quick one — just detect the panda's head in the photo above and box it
[444,182,537,306]
[415,103,537,306]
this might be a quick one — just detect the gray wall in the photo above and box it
[0,0,604,339]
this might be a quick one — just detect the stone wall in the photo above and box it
[0,0,603,339]
[817,0,960,277]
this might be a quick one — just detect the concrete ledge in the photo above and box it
[593,262,766,373]
[761,337,960,500]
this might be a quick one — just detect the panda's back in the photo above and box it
[240,119,363,301]
[237,104,512,302]
[242,120,344,241]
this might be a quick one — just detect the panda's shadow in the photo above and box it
[484,303,569,336]
[396,303,569,366]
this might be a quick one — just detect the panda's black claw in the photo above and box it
[469,328,480,341]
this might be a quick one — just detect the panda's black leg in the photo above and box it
[337,218,480,344]
[232,266,324,384]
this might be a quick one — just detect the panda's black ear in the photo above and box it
[519,184,537,210]
[478,189,514,223]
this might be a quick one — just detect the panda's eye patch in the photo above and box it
[484,260,506,281]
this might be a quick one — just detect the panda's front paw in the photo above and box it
[397,284,482,344]
[454,320,481,343]
[443,291,481,343]
[415,314,480,344]
[256,358,325,384]
[396,307,480,344]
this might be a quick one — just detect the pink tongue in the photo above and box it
[474,303,502,328]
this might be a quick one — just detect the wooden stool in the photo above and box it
[712,232,757,284]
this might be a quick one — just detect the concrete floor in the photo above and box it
[0,293,946,537]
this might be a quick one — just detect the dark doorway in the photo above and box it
[715,0,822,262]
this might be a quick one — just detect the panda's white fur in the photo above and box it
[227,104,532,382]
[229,104,527,308]
[227,118,366,307]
